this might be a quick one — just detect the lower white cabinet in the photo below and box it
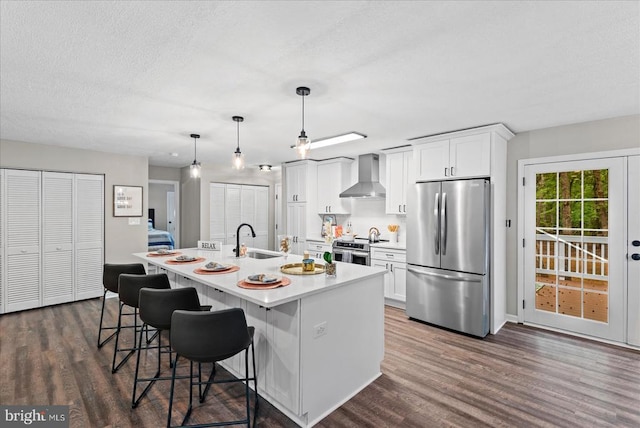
[306,240,332,259]
[371,247,406,306]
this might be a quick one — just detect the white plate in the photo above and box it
[155,249,177,255]
[245,274,282,285]
[173,256,197,262]
[201,263,232,272]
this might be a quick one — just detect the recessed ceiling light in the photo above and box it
[169,152,179,157]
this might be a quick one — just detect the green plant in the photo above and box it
[323,251,332,264]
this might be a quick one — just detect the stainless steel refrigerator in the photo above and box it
[406,179,490,337]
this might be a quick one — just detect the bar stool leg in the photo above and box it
[97,289,118,348]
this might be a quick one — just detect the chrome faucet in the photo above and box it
[235,223,256,257]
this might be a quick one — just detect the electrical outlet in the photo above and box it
[313,321,327,338]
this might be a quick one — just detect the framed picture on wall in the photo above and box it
[113,185,143,217]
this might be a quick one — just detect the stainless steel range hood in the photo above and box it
[339,153,386,198]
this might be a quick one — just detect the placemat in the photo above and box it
[237,277,291,290]
[165,257,206,265]
[193,265,240,275]
[147,251,182,257]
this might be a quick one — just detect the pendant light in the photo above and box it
[232,116,245,170]
[295,86,311,159]
[189,133,201,178]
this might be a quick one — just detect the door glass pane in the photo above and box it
[534,169,609,323]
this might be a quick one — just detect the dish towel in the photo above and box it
[342,250,352,263]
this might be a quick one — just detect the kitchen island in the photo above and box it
[134,246,386,427]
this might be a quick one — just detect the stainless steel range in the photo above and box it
[332,238,389,266]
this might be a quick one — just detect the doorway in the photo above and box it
[149,180,180,248]
[519,151,639,345]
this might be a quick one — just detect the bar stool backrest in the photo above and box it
[103,263,146,293]
[138,287,202,331]
[171,308,251,363]
[119,273,171,308]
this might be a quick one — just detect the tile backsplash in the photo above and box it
[325,198,407,244]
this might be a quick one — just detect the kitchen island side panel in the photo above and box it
[300,276,385,426]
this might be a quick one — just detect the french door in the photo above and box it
[523,157,625,342]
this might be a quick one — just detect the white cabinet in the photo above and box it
[385,150,414,214]
[371,247,406,305]
[238,300,301,414]
[285,161,317,203]
[414,133,491,181]
[284,161,318,256]
[316,158,352,214]
[306,240,332,260]
[0,169,104,313]
[209,183,269,250]
[286,203,306,255]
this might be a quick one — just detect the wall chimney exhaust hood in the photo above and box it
[339,153,386,198]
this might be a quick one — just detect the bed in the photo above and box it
[148,209,175,250]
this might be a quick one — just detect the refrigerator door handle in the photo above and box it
[434,192,440,254]
[441,192,447,255]
[408,267,482,283]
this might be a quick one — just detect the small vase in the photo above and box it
[325,262,337,277]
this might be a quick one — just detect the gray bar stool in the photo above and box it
[98,263,146,349]
[168,308,258,428]
[133,287,211,409]
[112,273,171,373]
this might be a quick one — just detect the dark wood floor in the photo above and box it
[1,298,639,427]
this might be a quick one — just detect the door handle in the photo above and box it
[408,267,482,283]
[451,166,455,176]
[403,204,406,213]
[444,167,449,177]
[632,254,640,261]
[399,204,402,213]
[434,192,440,255]
[441,192,447,255]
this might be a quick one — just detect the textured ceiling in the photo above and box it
[1,1,638,168]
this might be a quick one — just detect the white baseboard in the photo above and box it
[505,313,518,323]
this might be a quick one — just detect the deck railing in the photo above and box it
[535,229,608,280]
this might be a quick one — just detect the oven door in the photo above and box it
[333,248,370,266]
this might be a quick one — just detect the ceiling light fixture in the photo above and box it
[259,164,272,172]
[295,86,311,159]
[189,133,201,178]
[291,131,367,151]
[232,116,245,170]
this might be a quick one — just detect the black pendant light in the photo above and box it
[295,86,311,159]
[189,133,201,178]
[232,116,245,170]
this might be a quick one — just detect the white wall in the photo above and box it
[0,139,149,263]
[505,114,640,315]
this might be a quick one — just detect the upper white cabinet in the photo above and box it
[385,149,414,214]
[414,132,491,181]
[285,161,317,203]
[316,158,352,214]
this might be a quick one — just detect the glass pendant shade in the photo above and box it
[295,131,310,159]
[233,149,245,170]
[190,161,201,178]
[189,133,201,178]
[232,116,245,170]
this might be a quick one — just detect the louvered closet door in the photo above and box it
[225,185,241,245]
[4,169,41,312]
[42,172,74,305]
[75,174,104,300]
[209,183,226,241]
[0,170,4,313]
[241,186,256,247]
[253,186,269,250]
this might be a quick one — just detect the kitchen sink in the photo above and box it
[246,250,281,259]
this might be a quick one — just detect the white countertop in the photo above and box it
[134,245,386,309]
[370,242,406,251]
